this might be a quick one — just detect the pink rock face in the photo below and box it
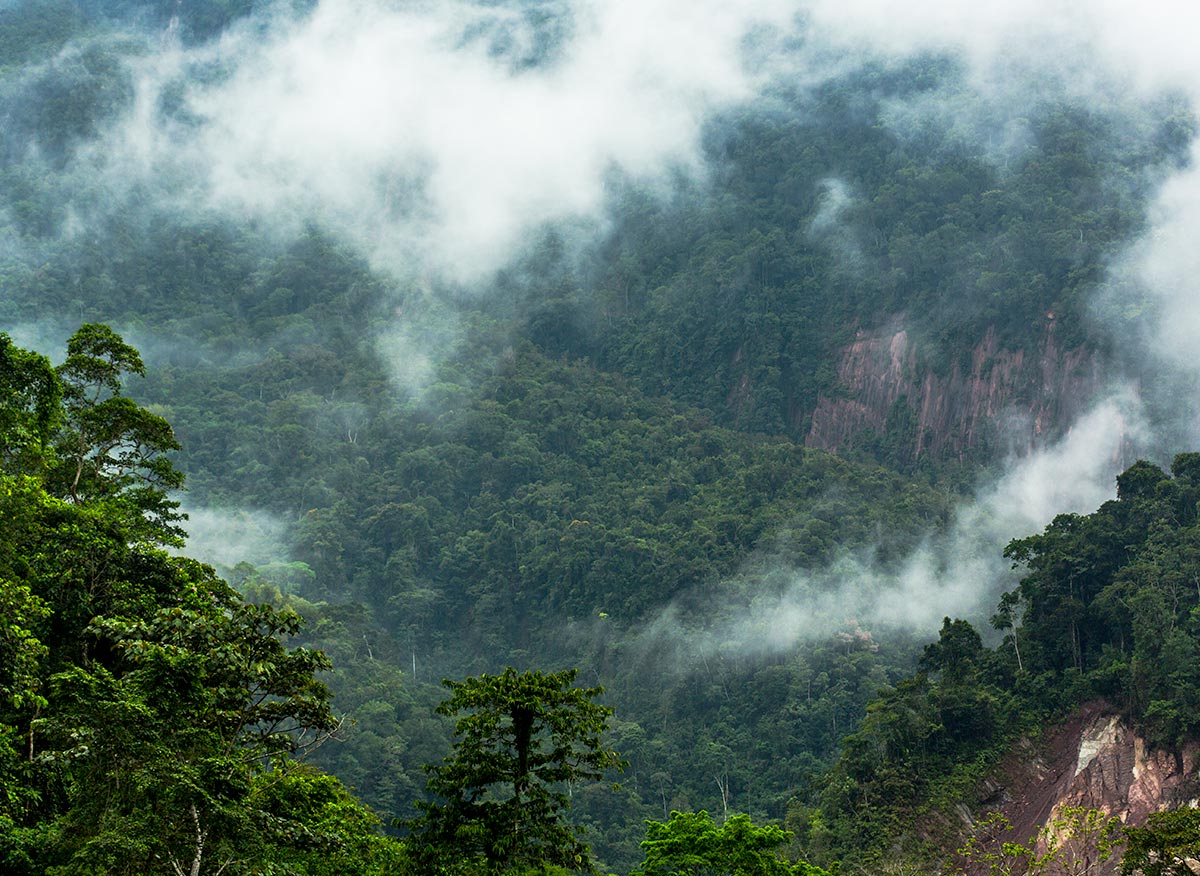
[804,317,1104,461]
[1055,712,1198,827]
[962,704,1200,876]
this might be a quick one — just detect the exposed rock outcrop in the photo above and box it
[805,317,1105,461]
[962,703,1200,876]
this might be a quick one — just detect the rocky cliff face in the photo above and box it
[805,317,1104,461]
[962,703,1200,876]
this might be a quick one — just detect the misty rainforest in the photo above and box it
[5,1,1200,874]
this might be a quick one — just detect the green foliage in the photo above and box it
[957,808,1124,876]
[0,573,48,837]
[633,810,833,876]
[407,667,625,873]
[12,551,395,873]
[90,588,337,757]
[1001,456,1200,745]
[0,330,400,874]
[1121,807,1200,876]
[0,334,60,475]
[0,576,48,714]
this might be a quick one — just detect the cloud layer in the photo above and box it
[94,0,798,281]
[174,505,291,571]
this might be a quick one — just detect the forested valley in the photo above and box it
[3,1,1200,874]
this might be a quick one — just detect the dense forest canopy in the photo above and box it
[5,328,1198,872]
[4,0,1200,873]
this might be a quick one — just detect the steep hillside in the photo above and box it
[804,455,1200,873]
[973,703,1199,875]
[587,85,1190,454]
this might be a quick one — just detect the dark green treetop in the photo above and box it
[408,667,625,873]
[50,323,186,545]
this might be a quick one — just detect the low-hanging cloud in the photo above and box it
[663,0,1200,659]
[20,0,1200,657]
[52,0,1200,397]
[644,391,1144,662]
[806,177,866,273]
[38,0,1200,314]
[175,505,291,572]
[1104,144,1200,443]
[88,0,799,283]
[797,1,1200,425]
[802,0,1200,99]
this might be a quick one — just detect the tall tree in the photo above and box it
[408,667,624,873]
[50,323,185,545]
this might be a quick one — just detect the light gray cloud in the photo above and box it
[175,505,291,572]
[666,0,1200,656]
[87,0,799,283]
[4,321,68,361]
[794,2,1200,422]
[803,0,1200,99]
[53,0,1199,412]
[18,0,1200,652]
[807,177,865,272]
[1106,144,1200,438]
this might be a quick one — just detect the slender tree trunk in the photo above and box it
[169,806,207,876]
[714,774,729,823]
